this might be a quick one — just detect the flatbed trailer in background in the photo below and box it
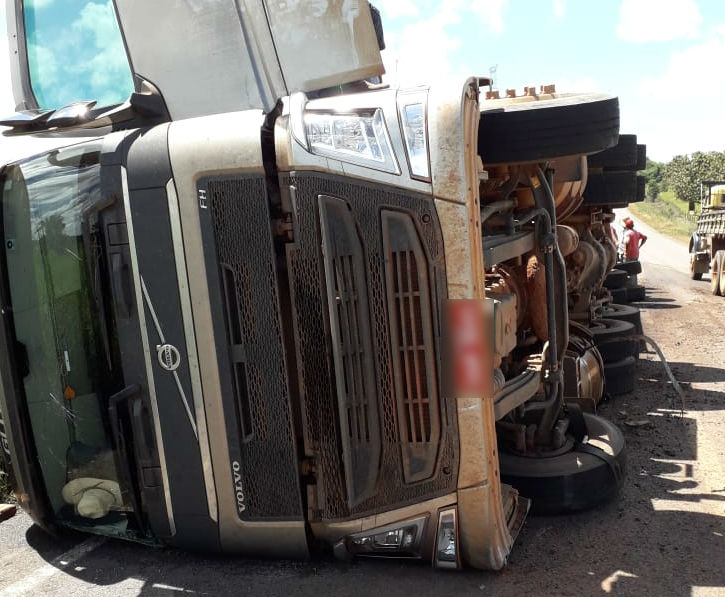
[690,180,725,295]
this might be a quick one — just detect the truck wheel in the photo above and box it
[587,134,637,169]
[602,303,642,332]
[603,355,637,395]
[478,92,619,165]
[499,413,626,515]
[581,171,644,207]
[711,251,723,296]
[626,284,646,302]
[616,260,642,275]
[634,176,646,203]
[689,254,702,280]
[603,268,628,289]
[719,252,725,296]
[635,144,647,171]
[590,318,637,363]
[610,287,628,304]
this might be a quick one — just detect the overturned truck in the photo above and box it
[1,0,630,570]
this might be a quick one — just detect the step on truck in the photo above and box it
[0,0,626,569]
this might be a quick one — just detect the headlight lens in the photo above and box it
[337,515,428,559]
[398,91,430,180]
[304,109,399,173]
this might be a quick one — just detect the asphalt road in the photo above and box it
[1,216,723,597]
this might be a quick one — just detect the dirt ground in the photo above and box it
[0,216,723,597]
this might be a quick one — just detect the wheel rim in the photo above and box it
[712,254,723,295]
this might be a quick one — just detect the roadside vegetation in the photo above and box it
[630,151,725,243]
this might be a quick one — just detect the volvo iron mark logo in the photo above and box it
[156,343,181,372]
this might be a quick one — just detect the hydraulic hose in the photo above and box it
[481,198,517,223]
[520,168,570,444]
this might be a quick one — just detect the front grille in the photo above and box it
[284,172,458,522]
[382,211,441,483]
[319,195,381,507]
[202,176,303,520]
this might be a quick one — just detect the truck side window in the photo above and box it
[23,0,134,109]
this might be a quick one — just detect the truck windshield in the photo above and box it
[23,0,134,108]
[1,144,136,534]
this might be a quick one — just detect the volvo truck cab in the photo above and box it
[0,0,625,569]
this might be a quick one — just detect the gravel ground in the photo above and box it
[0,217,723,597]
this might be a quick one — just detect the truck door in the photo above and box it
[6,0,384,118]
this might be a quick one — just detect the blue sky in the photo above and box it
[375,0,725,161]
[1,0,724,162]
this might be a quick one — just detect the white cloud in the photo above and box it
[374,0,419,20]
[469,0,508,34]
[69,2,134,106]
[553,0,565,19]
[381,1,467,87]
[623,26,725,160]
[553,76,600,93]
[617,0,702,43]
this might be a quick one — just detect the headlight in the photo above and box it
[334,515,428,559]
[303,109,399,174]
[398,91,430,180]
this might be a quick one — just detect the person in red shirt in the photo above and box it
[621,218,647,260]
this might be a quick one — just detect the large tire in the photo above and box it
[602,303,642,332]
[587,134,637,170]
[689,253,702,280]
[499,413,626,515]
[719,251,725,296]
[479,93,619,165]
[604,355,637,395]
[590,318,637,363]
[633,175,646,203]
[616,260,642,275]
[581,171,643,206]
[604,268,628,289]
[636,144,647,171]
[711,252,723,296]
[610,287,628,304]
[626,284,646,302]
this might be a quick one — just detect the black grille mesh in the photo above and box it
[285,172,458,521]
[319,196,381,506]
[382,210,442,483]
[206,177,302,520]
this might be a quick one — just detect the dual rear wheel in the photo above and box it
[710,250,725,296]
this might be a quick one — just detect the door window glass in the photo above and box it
[23,0,134,109]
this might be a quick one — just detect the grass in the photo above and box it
[629,190,698,244]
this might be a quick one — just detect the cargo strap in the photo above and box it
[577,441,624,485]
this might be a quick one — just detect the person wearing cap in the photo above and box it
[621,218,647,261]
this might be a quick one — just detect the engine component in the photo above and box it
[486,265,528,328]
[563,333,605,412]
[486,292,518,367]
[556,225,579,257]
[525,254,548,341]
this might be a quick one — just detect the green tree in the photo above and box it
[643,157,665,188]
[646,180,660,202]
[664,151,725,204]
